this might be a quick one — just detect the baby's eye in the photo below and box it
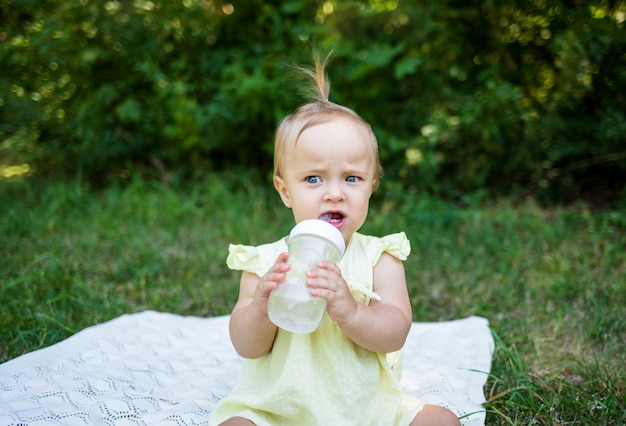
[346,176,360,183]
[306,176,321,184]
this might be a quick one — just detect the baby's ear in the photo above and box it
[273,175,291,208]
[371,178,379,192]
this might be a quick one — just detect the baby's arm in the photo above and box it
[311,252,412,353]
[228,252,289,358]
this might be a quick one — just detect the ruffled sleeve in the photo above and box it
[340,232,411,304]
[380,232,411,261]
[226,239,288,277]
[226,244,266,276]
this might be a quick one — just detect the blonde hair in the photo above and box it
[273,53,382,190]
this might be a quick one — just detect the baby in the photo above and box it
[209,54,461,426]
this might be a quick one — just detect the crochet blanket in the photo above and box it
[0,311,494,425]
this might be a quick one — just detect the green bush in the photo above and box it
[0,1,305,181]
[324,1,626,202]
[1,1,625,203]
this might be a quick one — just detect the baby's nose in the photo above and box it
[324,182,345,201]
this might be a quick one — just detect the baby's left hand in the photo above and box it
[306,261,357,324]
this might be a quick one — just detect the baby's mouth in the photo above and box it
[320,212,344,224]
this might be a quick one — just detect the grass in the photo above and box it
[1,175,625,424]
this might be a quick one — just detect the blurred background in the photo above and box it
[2,0,625,205]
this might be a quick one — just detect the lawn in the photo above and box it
[1,176,624,424]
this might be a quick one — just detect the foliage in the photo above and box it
[1,1,625,202]
[324,0,626,202]
[1,177,625,423]
[0,0,304,181]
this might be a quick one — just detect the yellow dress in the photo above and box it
[209,232,425,426]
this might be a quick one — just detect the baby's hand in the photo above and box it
[255,252,290,304]
[306,261,357,324]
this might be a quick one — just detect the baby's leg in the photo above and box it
[411,404,461,426]
[218,417,255,426]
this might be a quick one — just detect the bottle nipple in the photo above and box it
[320,213,331,222]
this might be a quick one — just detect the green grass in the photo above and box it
[1,176,625,424]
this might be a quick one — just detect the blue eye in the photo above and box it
[307,176,321,184]
[346,176,360,183]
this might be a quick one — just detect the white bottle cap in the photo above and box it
[289,219,346,255]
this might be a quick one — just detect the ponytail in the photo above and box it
[299,51,332,103]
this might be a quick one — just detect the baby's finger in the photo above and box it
[315,260,340,273]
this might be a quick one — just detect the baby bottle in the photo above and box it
[268,219,346,334]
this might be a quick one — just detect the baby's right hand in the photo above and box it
[230,252,290,357]
[254,252,290,304]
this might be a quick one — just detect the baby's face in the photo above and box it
[274,119,377,243]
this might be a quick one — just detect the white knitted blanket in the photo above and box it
[0,311,494,425]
